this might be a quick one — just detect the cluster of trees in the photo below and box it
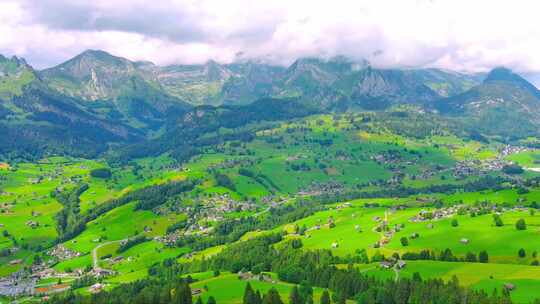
[54,184,89,242]
[401,248,489,263]
[289,162,311,172]
[53,179,196,243]
[85,179,196,223]
[46,279,198,304]
[311,176,508,204]
[90,168,112,179]
[243,283,323,304]
[117,236,149,253]
[69,276,99,290]
[166,219,188,234]
[502,164,524,175]
[213,172,236,191]
[238,168,281,192]
[172,200,324,252]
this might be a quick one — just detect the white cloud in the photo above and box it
[1,0,540,77]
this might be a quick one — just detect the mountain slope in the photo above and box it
[405,68,482,97]
[116,97,318,163]
[274,57,480,110]
[156,60,234,106]
[0,55,142,159]
[41,50,190,130]
[435,67,540,138]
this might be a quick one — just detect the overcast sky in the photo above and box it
[2,0,540,78]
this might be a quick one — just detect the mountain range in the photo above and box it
[1,49,539,159]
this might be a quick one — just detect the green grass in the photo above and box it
[507,151,540,168]
[0,68,35,96]
[189,273,328,304]
[361,260,540,303]
[65,202,183,253]
[387,209,540,263]
[106,241,188,281]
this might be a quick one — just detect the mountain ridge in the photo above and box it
[2,49,540,159]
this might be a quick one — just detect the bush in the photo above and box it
[400,237,409,247]
[451,219,459,227]
[117,235,149,253]
[493,214,504,227]
[516,218,527,230]
[518,248,526,258]
[214,172,236,191]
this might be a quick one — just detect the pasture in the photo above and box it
[361,260,540,303]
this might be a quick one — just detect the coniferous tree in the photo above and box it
[196,297,203,304]
[244,283,255,304]
[289,286,302,304]
[299,281,314,304]
[263,288,284,304]
[255,290,262,304]
[320,290,331,304]
[174,282,192,304]
[207,296,216,304]
[493,214,504,227]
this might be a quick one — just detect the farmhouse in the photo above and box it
[460,238,469,244]
[380,261,393,269]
